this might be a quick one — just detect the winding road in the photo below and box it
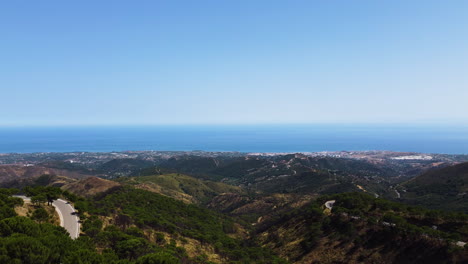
[325,200,336,210]
[15,195,80,239]
[53,199,80,239]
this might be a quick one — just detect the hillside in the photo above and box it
[144,155,402,198]
[256,192,468,264]
[0,179,467,263]
[207,192,315,224]
[0,185,286,263]
[0,165,90,187]
[116,173,244,204]
[1,152,467,263]
[97,158,156,177]
[62,176,122,198]
[3,151,464,203]
[75,186,286,263]
[401,162,468,212]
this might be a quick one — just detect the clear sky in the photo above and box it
[1,0,467,126]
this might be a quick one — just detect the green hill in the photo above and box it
[77,186,286,263]
[401,162,468,212]
[97,158,156,177]
[116,173,243,204]
[144,155,395,197]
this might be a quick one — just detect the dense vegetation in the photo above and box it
[0,188,109,264]
[78,186,286,263]
[256,192,468,263]
[116,173,243,204]
[402,162,468,212]
[135,155,394,197]
[0,185,286,263]
[1,157,468,263]
[98,159,156,177]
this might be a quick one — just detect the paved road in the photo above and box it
[53,199,80,239]
[14,195,80,239]
[325,200,336,210]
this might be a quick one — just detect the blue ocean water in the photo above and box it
[0,125,467,154]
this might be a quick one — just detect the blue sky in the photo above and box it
[1,0,467,126]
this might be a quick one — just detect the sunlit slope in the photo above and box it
[116,173,244,204]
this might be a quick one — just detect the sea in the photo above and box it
[0,124,467,154]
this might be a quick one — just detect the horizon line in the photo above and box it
[1,120,468,128]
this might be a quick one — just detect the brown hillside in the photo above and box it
[63,176,121,197]
[0,165,90,184]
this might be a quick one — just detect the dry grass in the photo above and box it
[14,202,32,217]
[14,200,60,225]
[144,229,226,263]
[62,176,121,197]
